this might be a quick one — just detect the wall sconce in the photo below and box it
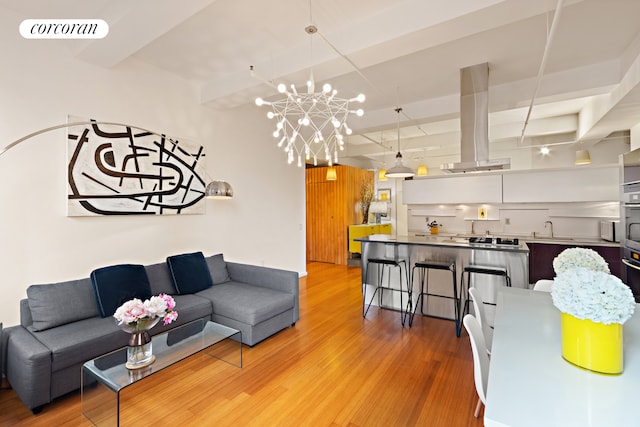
[378,168,388,181]
[417,164,428,176]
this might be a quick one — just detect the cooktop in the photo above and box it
[468,236,520,246]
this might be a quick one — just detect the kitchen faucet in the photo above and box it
[545,221,554,238]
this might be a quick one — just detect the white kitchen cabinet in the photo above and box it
[502,166,618,203]
[403,174,503,204]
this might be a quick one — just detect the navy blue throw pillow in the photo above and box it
[90,264,153,318]
[167,252,213,294]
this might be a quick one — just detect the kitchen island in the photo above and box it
[356,234,529,326]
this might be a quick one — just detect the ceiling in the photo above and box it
[3,0,640,170]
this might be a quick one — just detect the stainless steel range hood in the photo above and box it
[441,63,510,173]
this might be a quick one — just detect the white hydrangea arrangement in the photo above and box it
[551,268,635,324]
[552,247,610,275]
[551,248,635,325]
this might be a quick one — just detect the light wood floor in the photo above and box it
[0,262,483,426]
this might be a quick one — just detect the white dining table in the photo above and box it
[484,287,640,427]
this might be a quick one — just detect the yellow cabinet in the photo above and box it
[348,223,392,254]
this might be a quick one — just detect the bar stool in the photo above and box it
[406,260,460,336]
[363,257,409,326]
[460,265,511,334]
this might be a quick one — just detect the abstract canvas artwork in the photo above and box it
[67,118,206,216]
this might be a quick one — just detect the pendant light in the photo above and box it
[385,107,415,178]
[575,149,591,165]
[326,166,337,181]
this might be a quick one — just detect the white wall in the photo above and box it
[632,122,640,151]
[0,10,305,326]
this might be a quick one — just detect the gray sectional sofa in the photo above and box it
[2,252,299,413]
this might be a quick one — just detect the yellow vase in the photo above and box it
[561,312,623,375]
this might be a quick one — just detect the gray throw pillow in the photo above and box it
[27,278,99,331]
[206,253,231,284]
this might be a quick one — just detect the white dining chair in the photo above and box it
[533,279,554,292]
[468,287,492,355]
[463,314,490,418]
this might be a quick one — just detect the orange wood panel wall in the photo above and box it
[306,165,373,265]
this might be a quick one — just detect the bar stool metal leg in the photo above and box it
[459,265,511,336]
[406,261,459,336]
[363,258,408,326]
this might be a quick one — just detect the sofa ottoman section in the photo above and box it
[197,255,300,346]
[198,282,294,325]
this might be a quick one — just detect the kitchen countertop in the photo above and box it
[356,234,529,253]
[410,232,620,248]
[521,237,619,247]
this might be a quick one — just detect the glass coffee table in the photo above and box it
[82,319,242,426]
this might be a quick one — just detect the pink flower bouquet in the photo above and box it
[113,294,178,332]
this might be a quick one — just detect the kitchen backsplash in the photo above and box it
[407,201,619,239]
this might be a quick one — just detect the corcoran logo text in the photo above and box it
[20,19,109,39]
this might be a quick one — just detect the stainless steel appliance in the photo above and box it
[620,149,640,301]
[599,220,620,242]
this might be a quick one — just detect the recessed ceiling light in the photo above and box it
[540,146,550,155]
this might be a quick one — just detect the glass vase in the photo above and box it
[121,317,161,370]
[126,331,154,369]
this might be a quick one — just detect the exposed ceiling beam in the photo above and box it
[199,0,581,107]
[74,0,218,68]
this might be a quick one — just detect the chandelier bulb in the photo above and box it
[277,83,287,93]
[267,111,275,119]
[302,116,310,126]
[322,83,331,93]
[357,94,365,103]
[255,98,264,106]
[273,130,280,138]
[356,109,364,117]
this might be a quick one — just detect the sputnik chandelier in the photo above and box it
[255,24,365,167]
